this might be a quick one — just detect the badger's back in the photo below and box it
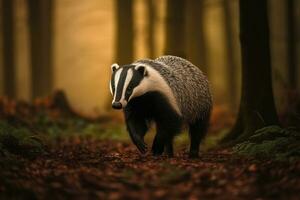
[135,56,212,123]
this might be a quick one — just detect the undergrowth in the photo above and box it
[233,126,300,161]
[0,121,44,158]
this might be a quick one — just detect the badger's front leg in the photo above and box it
[124,109,148,154]
[152,131,166,156]
[152,132,174,157]
[152,119,181,157]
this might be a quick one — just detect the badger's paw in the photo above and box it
[136,143,148,154]
[135,140,148,154]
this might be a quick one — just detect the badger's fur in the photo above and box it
[110,55,212,157]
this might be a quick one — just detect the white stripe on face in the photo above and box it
[120,68,133,106]
[112,68,123,102]
[109,80,113,95]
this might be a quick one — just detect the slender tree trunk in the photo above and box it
[286,0,296,89]
[28,0,53,99]
[114,0,134,65]
[146,0,155,59]
[2,0,16,98]
[222,0,279,143]
[223,0,238,109]
[186,0,207,73]
[164,0,186,58]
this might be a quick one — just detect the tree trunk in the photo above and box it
[2,0,16,98]
[185,0,207,73]
[114,0,134,65]
[223,0,238,109]
[286,0,296,89]
[146,0,155,59]
[164,0,186,58]
[222,0,279,143]
[28,0,53,99]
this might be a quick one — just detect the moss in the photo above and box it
[82,123,128,141]
[233,126,300,161]
[0,121,44,158]
[203,129,229,150]
[31,112,129,141]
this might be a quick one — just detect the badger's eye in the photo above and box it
[126,86,132,95]
[125,90,131,97]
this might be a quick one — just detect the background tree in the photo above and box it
[114,0,134,65]
[164,0,186,57]
[185,0,207,74]
[146,0,155,59]
[222,0,279,143]
[222,0,239,109]
[2,0,16,98]
[286,0,296,89]
[28,0,54,99]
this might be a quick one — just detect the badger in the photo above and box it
[109,55,212,158]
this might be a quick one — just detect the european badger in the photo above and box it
[110,55,212,157]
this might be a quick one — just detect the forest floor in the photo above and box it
[0,93,300,200]
[0,138,300,199]
[1,138,300,200]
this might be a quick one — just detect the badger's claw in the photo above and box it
[136,140,147,154]
[131,135,147,154]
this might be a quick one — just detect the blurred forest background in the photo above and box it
[1,0,299,118]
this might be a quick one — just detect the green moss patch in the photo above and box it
[233,126,300,161]
[0,121,45,158]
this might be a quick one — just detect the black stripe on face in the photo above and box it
[115,67,130,102]
[125,69,144,101]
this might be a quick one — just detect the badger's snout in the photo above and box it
[112,102,122,109]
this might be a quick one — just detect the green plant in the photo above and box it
[233,126,300,161]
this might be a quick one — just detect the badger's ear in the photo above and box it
[135,65,148,77]
[111,63,119,72]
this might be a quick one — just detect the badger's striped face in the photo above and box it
[110,63,148,109]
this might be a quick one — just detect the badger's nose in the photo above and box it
[112,102,122,109]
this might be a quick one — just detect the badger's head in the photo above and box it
[110,63,148,109]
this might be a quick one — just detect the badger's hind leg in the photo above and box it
[188,117,209,158]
